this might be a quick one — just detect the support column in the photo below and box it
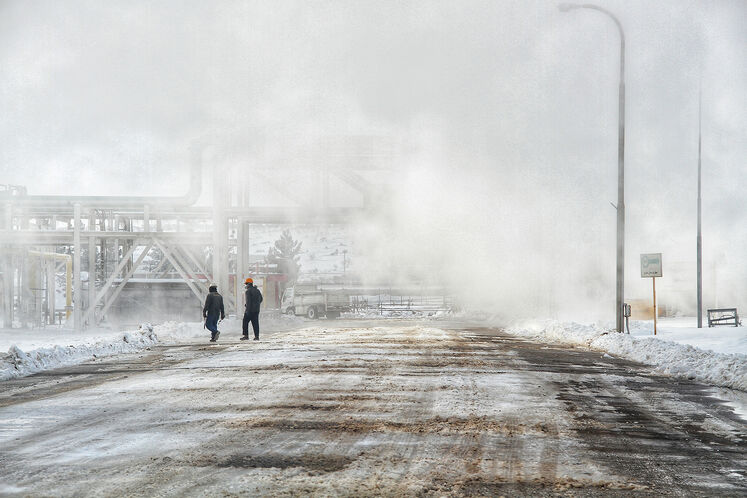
[144,205,150,233]
[88,235,96,325]
[236,219,245,315]
[212,163,229,302]
[3,253,13,329]
[73,203,82,331]
[47,259,56,325]
[114,214,120,276]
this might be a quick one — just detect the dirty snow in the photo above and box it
[506,320,747,391]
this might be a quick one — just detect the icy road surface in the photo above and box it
[0,323,745,496]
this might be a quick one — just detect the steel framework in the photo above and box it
[1,143,382,330]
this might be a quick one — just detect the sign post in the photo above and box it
[640,253,663,335]
[652,277,657,335]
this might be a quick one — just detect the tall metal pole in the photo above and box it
[697,90,703,327]
[615,23,626,334]
[560,3,626,332]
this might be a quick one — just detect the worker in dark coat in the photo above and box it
[203,284,225,342]
[241,277,263,341]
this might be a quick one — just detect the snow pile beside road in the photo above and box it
[0,314,306,382]
[506,321,747,391]
[0,326,158,382]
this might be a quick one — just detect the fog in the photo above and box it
[1,0,745,322]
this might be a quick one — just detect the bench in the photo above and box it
[707,308,742,327]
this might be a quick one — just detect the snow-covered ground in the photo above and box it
[506,317,746,391]
[1,324,744,495]
[628,317,745,355]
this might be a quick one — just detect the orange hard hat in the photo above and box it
[245,277,253,284]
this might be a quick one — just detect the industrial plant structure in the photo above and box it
[0,141,381,330]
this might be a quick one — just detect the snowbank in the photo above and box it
[0,326,158,381]
[506,321,747,391]
[0,314,304,382]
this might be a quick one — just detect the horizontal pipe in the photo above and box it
[6,206,366,221]
[0,231,213,244]
[27,250,73,261]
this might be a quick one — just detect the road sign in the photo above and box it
[640,253,662,278]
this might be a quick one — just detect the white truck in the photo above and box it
[280,284,351,319]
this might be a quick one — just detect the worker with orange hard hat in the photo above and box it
[241,277,263,341]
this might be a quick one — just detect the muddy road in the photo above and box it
[0,324,745,496]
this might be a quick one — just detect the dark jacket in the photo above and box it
[245,284,263,314]
[203,291,225,319]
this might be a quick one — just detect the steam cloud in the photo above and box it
[1,1,744,322]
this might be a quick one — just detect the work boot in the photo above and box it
[253,337,259,341]
[240,335,249,341]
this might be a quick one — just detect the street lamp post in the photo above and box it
[559,3,626,332]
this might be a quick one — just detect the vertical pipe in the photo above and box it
[88,234,96,325]
[114,214,119,279]
[144,205,150,233]
[32,256,41,326]
[20,251,28,321]
[65,257,72,320]
[73,203,82,331]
